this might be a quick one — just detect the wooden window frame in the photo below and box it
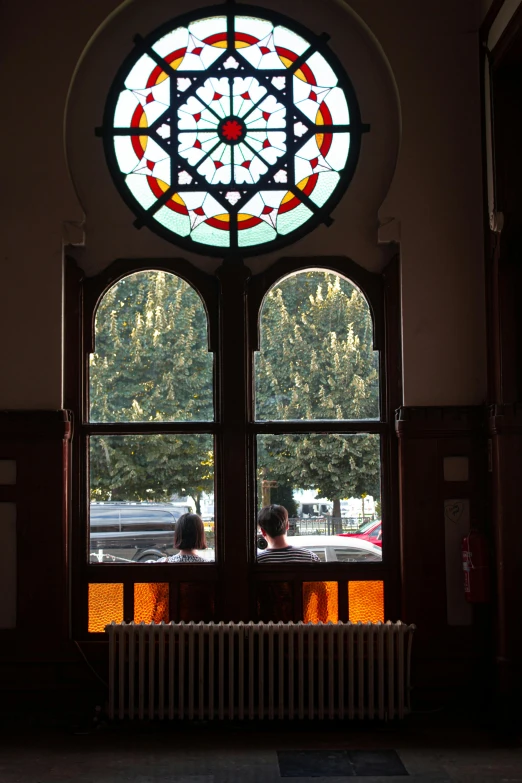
[65,254,401,639]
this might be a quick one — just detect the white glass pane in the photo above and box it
[273,25,309,57]
[0,503,16,628]
[189,15,227,43]
[114,90,140,128]
[321,86,350,125]
[247,132,286,165]
[125,173,157,209]
[235,43,263,70]
[305,51,338,88]
[177,53,209,72]
[197,144,232,185]
[140,136,169,163]
[200,42,227,70]
[324,133,350,171]
[124,54,158,90]
[234,16,273,42]
[152,27,188,59]
[114,136,140,174]
[142,100,169,127]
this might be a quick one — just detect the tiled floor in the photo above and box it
[0,713,521,782]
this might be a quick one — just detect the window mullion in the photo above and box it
[216,263,251,621]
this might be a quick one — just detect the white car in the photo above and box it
[257,535,382,563]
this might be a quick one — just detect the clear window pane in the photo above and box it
[256,270,379,421]
[90,271,213,423]
[257,433,381,556]
[89,434,215,564]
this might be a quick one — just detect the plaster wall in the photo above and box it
[1,0,486,408]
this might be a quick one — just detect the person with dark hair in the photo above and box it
[153,512,208,563]
[257,504,320,563]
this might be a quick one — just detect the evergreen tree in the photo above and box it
[256,271,380,529]
[89,269,380,523]
[89,271,214,513]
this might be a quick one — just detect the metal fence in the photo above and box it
[289,515,377,536]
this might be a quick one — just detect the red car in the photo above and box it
[339,519,382,547]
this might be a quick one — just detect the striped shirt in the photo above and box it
[257,546,320,563]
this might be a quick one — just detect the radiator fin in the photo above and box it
[106,620,415,721]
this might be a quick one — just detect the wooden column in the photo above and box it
[216,262,251,620]
[0,411,71,652]
[489,404,522,725]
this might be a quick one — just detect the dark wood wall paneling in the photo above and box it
[396,406,491,707]
[0,410,111,700]
[0,413,71,685]
[489,404,522,722]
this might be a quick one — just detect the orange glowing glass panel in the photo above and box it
[303,581,338,623]
[134,583,169,624]
[348,580,384,623]
[88,583,123,632]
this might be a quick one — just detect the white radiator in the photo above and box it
[106,620,415,721]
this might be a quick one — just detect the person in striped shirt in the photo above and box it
[257,504,320,563]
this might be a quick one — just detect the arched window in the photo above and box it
[255,269,381,533]
[88,270,214,539]
[69,256,398,635]
[66,4,401,637]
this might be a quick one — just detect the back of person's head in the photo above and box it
[173,513,206,550]
[257,504,288,538]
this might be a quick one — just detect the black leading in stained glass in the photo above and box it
[99,4,368,256]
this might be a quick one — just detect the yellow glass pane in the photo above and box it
[348,580,384,623]
[88,583,123,632]
[303,581,338,623]
[134,583,169,623]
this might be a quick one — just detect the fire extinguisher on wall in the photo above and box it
[462,530,490,603]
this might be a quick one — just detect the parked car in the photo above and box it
[256,535,382,562]
[89,503,182,562]
[339,519,382,547]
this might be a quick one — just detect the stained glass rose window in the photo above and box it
[100,5,367,256]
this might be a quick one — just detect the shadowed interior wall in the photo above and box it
[0,0,493,706]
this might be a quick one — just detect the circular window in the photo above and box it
[100,5,367,257]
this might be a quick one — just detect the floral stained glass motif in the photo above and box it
[101,6,366,255]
